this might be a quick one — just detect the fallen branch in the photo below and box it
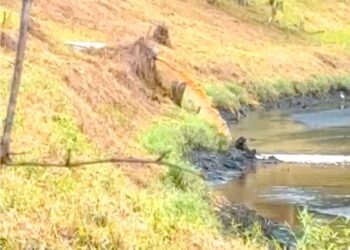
[2,151,204,178]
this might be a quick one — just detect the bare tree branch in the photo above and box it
[3,151,203,177]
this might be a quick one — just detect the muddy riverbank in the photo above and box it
[189,137,258,185]
[219,89,349,125]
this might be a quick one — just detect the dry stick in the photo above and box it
[0,0,32,164]
[5,152,203,177]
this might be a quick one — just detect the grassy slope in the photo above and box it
[1,0,350,249]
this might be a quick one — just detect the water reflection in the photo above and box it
[215,164,350,226]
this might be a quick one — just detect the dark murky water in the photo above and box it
[216,101,350,226]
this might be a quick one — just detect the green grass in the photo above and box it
[0,106,235,249]
[141,109,228,189]
[203,75,350,108]
[0,50,96,159]
[2,0,350,248]
[246,78,295,103]
[0,9,242,250]
[312,26,350,47]
[247,75,350,103]
[204,81,249,111]
[223,206,350,250]
[0,7,20,29]
[141,110,228,159]
[2,43,349,250]
[3,70,348,248]
[0,164,224,249]
[213,0,350,48]
[49,114,94,156]
[295,208,350,249]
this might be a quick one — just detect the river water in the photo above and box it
[215,100,350,226]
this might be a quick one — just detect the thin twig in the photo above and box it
[65,149,71,167]
[155,150,171,162]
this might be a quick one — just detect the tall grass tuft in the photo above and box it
[296,207,350,249]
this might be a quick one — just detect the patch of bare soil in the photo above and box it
[0,31,17,51]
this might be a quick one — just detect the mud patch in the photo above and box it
[188,137,257,185]
[263,90,348,111]
[216,89,348,127]
[217,107,244,126]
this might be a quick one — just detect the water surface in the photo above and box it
[217,101,350,225]
[215,164,350,226]
[231,104,350,155]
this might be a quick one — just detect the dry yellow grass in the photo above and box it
[1,0,350,249]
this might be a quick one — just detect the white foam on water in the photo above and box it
[310,206,350,219]
[257,154,350,165]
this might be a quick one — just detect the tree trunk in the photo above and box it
[0,0,31,164]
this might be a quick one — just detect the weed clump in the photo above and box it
[295,208,350,249]
[204,81,249,111]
